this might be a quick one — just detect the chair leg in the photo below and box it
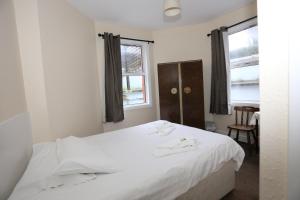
[251,130,259,153]
[228,129,232,137]
[247,131,252,155]
[235,130,240,142]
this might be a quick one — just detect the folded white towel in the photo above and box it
[154,146,197,157]
[154,137,198,157]
[158,137,198,149]
[157,126,176,136]
[150,121,176,136]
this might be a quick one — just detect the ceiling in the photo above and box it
[67,0,255,30]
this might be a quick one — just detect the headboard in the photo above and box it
[0,113,32,200]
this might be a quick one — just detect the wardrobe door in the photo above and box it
[181,60,205,129]
[158,63,181,123]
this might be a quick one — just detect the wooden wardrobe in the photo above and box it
[158,60,205,129]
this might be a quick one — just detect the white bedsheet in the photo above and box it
[9,121,245,200]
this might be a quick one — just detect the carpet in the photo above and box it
[222,143,259,200]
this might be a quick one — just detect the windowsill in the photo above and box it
[231,101,260,107]
[124,103,152,111]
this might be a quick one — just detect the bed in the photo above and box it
[3,117,244,200]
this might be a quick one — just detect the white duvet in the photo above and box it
[9,121,245,200]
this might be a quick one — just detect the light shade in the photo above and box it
[164,0,181,17]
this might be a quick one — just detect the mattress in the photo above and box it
[9,121,245,200]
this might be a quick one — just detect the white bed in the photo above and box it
[8,121,244,200]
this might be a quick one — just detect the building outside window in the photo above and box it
[120,41,151,108]
[228,24,259,104]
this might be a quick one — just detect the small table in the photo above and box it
[250,111,260,140]
[249,111,260,125]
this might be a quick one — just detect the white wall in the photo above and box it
[37,0,102,139]
[258,0,289,199]
[152,2,257,132]
[94,22,157,132]
[288,2,300,199]
[289,35,300,199]
[13,0,102,143]
[0,0,27,122]
[13,0,52,142]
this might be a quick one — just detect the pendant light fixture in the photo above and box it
[164,0,181,17]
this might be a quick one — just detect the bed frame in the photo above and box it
[177,160,235,200]
[0,113,32,200]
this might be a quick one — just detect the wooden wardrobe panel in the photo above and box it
[158,63,181,123]
[181,60,205,129]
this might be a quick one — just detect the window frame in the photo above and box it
[227,18,260,106]
[120,39,152,110]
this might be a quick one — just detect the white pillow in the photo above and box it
[53,136,119,176]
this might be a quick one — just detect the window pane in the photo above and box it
[122,76,128,91]
[229,26,258,60]
[121,45,143,74]
[229,25,260,103]
[123,76,146,106]
[231,65,259,84]
[231,84,260,103]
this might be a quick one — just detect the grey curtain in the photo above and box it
[104,32,124,122]
[209,27,229,115]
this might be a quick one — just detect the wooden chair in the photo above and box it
[228,106,259,154]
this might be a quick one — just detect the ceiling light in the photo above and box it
[164,0,181,17]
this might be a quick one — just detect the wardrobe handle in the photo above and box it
[170,88,178,95]
[183,86,192,94]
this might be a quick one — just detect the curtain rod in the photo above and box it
[97,33,154,44]
[206,16,257,37]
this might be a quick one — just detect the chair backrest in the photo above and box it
[234,106,259,126]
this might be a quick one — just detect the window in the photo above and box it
[121,41,151,108]
[228,24,259,104]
